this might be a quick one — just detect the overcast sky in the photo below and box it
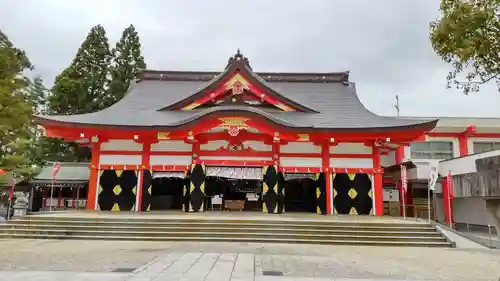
[2,0,499,117]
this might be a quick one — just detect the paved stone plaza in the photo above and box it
[0,239,499,281]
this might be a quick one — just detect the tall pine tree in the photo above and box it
[107,25,146,106]
[0,30,39,178]
[45,25,112,161]
[49,25,112,115]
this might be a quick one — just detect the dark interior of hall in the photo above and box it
[150,177,184,210]
[283,178,317,213]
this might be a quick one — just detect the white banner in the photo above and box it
[428,161,439,191]
[206,166,263,180]
[152,171,185,179]
[400,165,407,192]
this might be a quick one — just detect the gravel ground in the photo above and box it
[0,239,499,280]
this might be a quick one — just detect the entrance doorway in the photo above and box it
[283,177,317,213]
[150,172,184,211]
[205,177,262,211]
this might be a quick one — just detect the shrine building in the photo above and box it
[35,50,438,215]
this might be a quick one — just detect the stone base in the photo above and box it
[485,199,500,238]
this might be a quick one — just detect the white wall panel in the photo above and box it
[403,146,411,162]
[280,157,321,167]
[280,142,320,153]
[99,155,141,165]
[150,155,192,165]
[100,140,142,151]
[330,143,372,154]
[381,151,395,167]
[330,158,373,168]
[151,141,192,152]
[201,140,227,151]
[243,141,272,151]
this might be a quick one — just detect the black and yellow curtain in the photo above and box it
[332,173,373,215]
[141,170,153,212]
[185,164,206,212]
[314,173,327,215]
[262,165,284,214]
[98,170,138,211]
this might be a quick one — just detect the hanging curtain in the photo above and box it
[206,166,263,180]
[152,171,185,179]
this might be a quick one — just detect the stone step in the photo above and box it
[0,223,442,237]
[0,232,453,247]
[15,216,431,227]
[0,228,448,242]
[8,219,436,231]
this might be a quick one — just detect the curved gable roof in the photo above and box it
[35,50,438,132]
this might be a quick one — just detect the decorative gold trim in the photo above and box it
[111,203,120,212]
[297,134,310,141]
[181,102,201,111]
[158,132,170,140]
[224,73,251,91]
[275,102,295,112]
[348,188,358,199]
[113,185,122,195]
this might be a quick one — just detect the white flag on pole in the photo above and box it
[428,161,439,191]
[400,165,407,193]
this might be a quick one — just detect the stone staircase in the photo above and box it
[0,215,453,247]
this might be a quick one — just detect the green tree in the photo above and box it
[24,76,49,167]
[0,30,38,178]
[45,25,112,162]
[430,0,500,94]
[27,76,47,115]
[107,25,146,106]
[49,24,112,114]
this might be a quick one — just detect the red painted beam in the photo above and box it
[194,159,274,166]
[471,133,500,138]
[199,150,272,157]
[330,153,372,159]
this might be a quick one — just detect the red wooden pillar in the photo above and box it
[442,175,454,226]
[87,142,101,210]
[458,134,469,157]
[321,142,332,215]
[372,146,384,216]
[395,146,404,164]
[137,142,151,212]
[272,142,280,166]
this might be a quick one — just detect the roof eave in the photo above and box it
[35,112,439,134]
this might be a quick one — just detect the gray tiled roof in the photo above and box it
[36,76,437,131]
[33,162,89,183]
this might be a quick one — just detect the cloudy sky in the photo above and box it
[2,0,499,117]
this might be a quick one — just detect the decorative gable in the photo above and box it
[164,50,315,113]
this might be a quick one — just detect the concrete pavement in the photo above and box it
[0,239,499,280]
